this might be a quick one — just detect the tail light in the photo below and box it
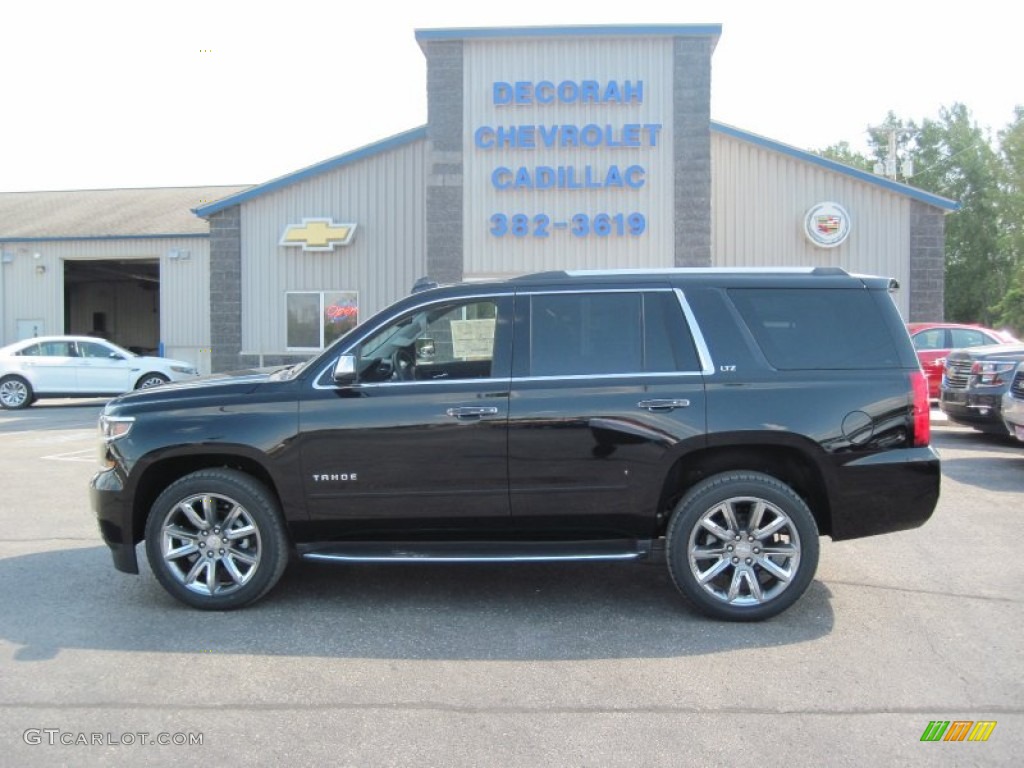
[911,371,930,447]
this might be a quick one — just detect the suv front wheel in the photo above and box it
[666,471,819,621]
[144,469,289,610]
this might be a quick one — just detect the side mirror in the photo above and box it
[416,337,436,360]
[333,354,358,386]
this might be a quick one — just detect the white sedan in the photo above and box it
[0,335,199,409]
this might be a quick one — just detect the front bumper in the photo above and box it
[89,468,139,574]
[1001,394,1024,441]
[939,390,1007,431]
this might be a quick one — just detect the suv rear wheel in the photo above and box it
[144,469,289,610]
[666,471,819,621]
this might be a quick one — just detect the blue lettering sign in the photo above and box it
[492,167,513,189]
[625,165,645,188]
[518,125,535,149]
[580,124,603,147]
[493,82,512,105]
[474,127,495,149]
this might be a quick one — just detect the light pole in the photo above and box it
[868,126,915,181]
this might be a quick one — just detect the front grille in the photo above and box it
[1011,372,1024,399]
[945,360,972,389]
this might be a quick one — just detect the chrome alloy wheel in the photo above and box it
[159,493,263,596]
[137,374,169,389]
[687,496,801,606]
[0,378,30,408]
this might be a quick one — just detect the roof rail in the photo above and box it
[513,267,853,280]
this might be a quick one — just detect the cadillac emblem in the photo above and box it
[803,202,851,248]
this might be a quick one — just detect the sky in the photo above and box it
[0,0,1019,193]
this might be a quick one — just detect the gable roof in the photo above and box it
[0,185,251,242]
[711,121,959,212]
[193,127,428,218]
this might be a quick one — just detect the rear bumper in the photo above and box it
[89,469,139,574]
[830,446,941,540]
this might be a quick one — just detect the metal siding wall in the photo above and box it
[240,140,427,354]
[0,248,62,342]
[463,39,675,277]
[0,238,211,364]
[711,133,911,315]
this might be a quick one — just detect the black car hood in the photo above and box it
[107,370,276,408]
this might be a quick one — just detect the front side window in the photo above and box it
[912,329,946,351]
[353,299,500,382]
[287,291,359,350]
[77,341,118,359]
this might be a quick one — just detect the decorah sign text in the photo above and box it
[476,79,658,240]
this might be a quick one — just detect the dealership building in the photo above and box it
[0,24,958,374]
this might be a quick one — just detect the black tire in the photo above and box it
[144,469,289,610]
[0,375,34,409]
[666,471,819,621]
[136,372,169,389]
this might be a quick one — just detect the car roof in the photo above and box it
[6,335,115,345]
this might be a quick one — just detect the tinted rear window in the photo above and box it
[729,288,900,370]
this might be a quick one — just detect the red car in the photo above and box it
[907,322,1018,398]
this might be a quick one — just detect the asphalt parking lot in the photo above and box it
[0,401,1021,766]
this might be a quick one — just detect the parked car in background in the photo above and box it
[907,322,1018,399]
[1001,362,1024,441]
[0,335,199,410]
[940,343,1024,432]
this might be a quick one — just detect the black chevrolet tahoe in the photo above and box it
[90,268,940,621]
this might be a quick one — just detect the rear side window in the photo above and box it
[528,291,701,376]
[729,288,900,370]
[949,328,991,348]
[530,293,642,376]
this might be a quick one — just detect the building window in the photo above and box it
[286,291,358,350]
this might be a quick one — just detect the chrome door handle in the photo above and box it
[446,406,500,419]
[637,399,691,412]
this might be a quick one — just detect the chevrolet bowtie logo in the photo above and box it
[280,218,357,251]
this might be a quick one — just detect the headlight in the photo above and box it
[99,414,135,441]
[970,361,1016,385]
[170,365,197,375]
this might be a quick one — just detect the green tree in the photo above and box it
[816,141,872,171]
[908,104,1005,324]
[990,107,1024,331]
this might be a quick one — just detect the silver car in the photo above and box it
[1001,361,1024,440]
[0,335,199,409]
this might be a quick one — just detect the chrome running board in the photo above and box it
[298,539,652,564]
